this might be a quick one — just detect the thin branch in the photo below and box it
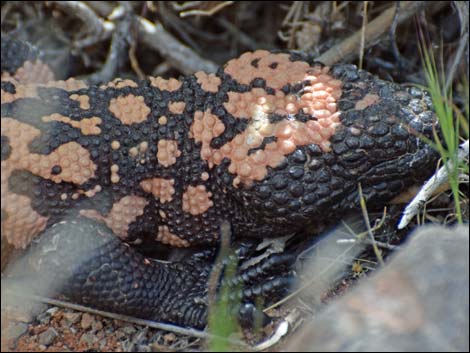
[336,237,400,250]
[217,18,263,51]
[252,319,290,351]
[47,1,114,47]
[445,31,469,91]
[178,1,234,18]
[136,17,217,74]
[1,290,250,347]
[398,139,469,229]
[358,1,368,70]
[50,1,217,74]
[85,5,134,83]
[358,184,385,266]
[317,1,433,66]
[4,291,208,338]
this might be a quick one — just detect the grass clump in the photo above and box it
[417,30,469,224]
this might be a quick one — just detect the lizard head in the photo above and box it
[203,51,439,232]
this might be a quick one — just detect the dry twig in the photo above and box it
[398,140,469,229]
[137,17,217,74]
[47,1,114,47]
[49,1,217,75]
[317,1,432,65]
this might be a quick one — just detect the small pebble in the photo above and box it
[122,325,137,335]
[38,327,58,346]
[99,338,108,350]
[45,307,59,316]
[81,313,95,330]
[36,312,51,325]
[163,332,176,343]
[62,312,81,326]
[79,332,98,347]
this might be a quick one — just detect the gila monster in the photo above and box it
[1,35,439,329]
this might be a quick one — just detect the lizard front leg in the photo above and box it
[5,217,295,329]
